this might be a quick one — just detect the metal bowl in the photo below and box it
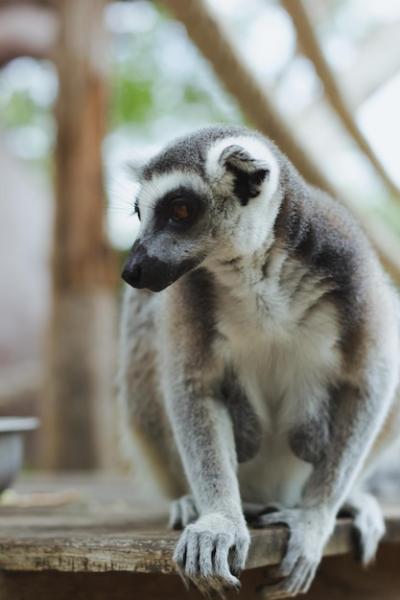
[0,417,39,492]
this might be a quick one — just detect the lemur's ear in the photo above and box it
[219,144,270,206]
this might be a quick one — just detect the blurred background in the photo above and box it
[1,0,400,473]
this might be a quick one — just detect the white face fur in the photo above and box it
[122,133,282,292]
[204,135,281,257]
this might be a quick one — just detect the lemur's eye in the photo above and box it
[155,189,202,231]
[170,200,191,223]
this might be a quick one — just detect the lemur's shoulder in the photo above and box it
[274,176,379,286]
[165,266,217,355]
[272,172,395,370]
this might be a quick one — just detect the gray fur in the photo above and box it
[222,368,263,463]
[142,125,252,180]
[117,125,400,597]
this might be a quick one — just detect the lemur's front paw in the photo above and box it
[173,512,250,595]
[255,508,334,598]
[340,491,385,565]
[169,495,198,530]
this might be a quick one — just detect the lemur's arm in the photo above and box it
[166,388,241,518]
[258,363,396,598]
[161,293,249,594]
[165,376,250,593]
[298,382,391,514]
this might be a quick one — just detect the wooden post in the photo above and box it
[41,0,117,469]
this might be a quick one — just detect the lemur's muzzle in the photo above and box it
[121,241,170,292]
[121,241,197,292]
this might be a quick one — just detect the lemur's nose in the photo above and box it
[121,240,175,292]
[122,263,142,287]
[121,240,146,288]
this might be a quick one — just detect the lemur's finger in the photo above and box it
[198,531,213,578]
[229,534,249,576]
[213,534,240,589]
[279,540,302,577]
[173,531,188,569]
[253,510,291,529]
[185,530,200,577]
[302,564,317,594]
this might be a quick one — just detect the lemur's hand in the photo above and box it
[173,511,250,595]
[255,507,335,598]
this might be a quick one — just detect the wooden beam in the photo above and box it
[281,0,400,200]
[1,550,400,600]
[40,0,116,470]
[0,475,399,574]
[289,20,400,162]
[0,521,362,573]
[297,20,400,111]
[163,0,336,198]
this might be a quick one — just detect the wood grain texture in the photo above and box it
[0,475,399,575]
[1,516,400,574]
[0,545,399,600]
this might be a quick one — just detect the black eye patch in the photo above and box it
[154,187,205,232]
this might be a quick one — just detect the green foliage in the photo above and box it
[105,3,242,132]
[0,90,39,128]
[111,73,154,125]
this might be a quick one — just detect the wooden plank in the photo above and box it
[1,474,400,574]
[0,545,399,600]
[0,516,398,574]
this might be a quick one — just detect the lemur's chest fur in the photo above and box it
[214,249,342,428]
[211,250,342,504]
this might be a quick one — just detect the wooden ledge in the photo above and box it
[0,474,399,575]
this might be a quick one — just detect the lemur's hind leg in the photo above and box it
[340,489,385,565]
[339,392,400,564]
[118,288,187,500]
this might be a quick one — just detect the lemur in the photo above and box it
[117,125,400,598]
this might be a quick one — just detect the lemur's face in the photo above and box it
[122,127,281,292]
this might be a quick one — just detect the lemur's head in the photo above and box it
[122,125,282,292]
